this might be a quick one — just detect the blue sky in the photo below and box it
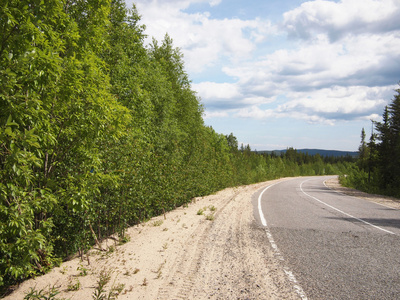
[126,0,400,151]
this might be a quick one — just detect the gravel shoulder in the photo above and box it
[5,178,297,300]
[324,177,400,210]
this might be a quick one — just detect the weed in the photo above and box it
[112,283,125,295]
[196,209,204,215]
[162,243,168,250]
[118,235,130,245]
[206,214,215,221]
[151,220,163,227]
[24,285,62,300]
[67,277,80,291]
[59,266,68,275]
[141,278,148,286]
[92,269,111,300]
[108,246,115,253]
[122,285,133,295]
[155,260,166,279]
[77,264,89,276]
[208,205,216,211]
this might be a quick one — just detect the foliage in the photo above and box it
[0,0,354,291]
[346,85,400,197]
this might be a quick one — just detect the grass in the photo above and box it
[67,278,80,291]
[151,220,164,227]
[208,205,216,212]
[206,214,215,221]
[198,205,217,220]
[77,264,89,276]
[92,268,124,300]
[24,285,63,300]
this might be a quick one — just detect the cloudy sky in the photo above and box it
[125,0,400,151]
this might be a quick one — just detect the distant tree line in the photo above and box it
[0,0,353,290]
[341,85,400,197]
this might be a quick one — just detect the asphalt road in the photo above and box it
[253,176,400,299]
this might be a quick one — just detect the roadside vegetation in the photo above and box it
[0,0,354,293]
[341,86,400,198]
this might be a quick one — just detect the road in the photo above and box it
[254,176,400,299]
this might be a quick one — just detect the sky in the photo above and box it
[125,0,400,151]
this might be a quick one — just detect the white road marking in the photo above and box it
[258,182,279,227]
[258,181,308,300]
[301,179,396,235]
[323,179,398,210]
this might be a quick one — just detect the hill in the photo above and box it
[257,148,358,158]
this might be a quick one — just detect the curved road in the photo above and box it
[253,176,400,299]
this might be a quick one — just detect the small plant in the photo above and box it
[155,260,166,279]
[208,205,216,211]
[162,227,168,231]
[122,285,133,295]
[118,235,130,245]
[67,278,81,291]
[152,220,163,227]
[112,283,125,295]
[24,285,61,300]
[108,245,115,253]
[196,209,204,215]
[92,269,111,300]
[142,278,148,286]
[59,266,68,275]
[162,242,168,250]
[77,264,89,276]
[206,214,215,221]
[133,268,140,274]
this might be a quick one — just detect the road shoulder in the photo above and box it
[324,176,400,210]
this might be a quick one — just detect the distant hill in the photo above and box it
[257,148,358,158]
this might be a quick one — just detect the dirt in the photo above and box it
[324,177,400,210]
[5,178,298,300]
[5,176,399,300]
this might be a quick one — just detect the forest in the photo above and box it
[341,86,400,198]
[0,0,354,290]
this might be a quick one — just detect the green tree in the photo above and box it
[357,128,369,170]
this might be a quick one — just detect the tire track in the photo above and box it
[157,190,241,299]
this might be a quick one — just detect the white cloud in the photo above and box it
[132,0,277,73]
[283,0,400,41]
[282,85,391,118]
[128,0,400,127]
[193,82,241,99]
